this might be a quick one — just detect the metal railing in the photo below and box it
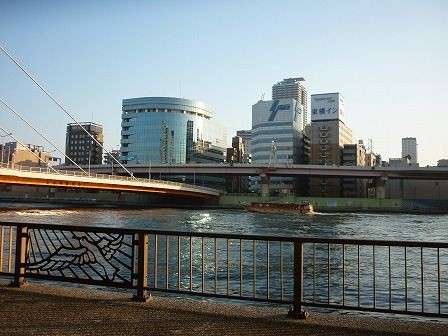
[0,221,447,318]
[0,162,219,194]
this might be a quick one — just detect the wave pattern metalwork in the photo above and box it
[25,228,134,287]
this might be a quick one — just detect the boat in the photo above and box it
[244,202,314,214]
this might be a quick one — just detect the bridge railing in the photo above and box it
[1,221,447,319]
[0,162,219,194]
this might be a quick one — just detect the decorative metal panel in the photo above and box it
[25,228,134,286]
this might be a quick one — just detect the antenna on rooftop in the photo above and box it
[261,93,265,101]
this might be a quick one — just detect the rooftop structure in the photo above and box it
[272,78,308,130]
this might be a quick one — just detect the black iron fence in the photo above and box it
[0,221,447,319]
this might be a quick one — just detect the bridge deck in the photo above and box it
[0,164,220,198]
[83,163,448,179]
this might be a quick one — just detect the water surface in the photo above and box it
[1,203,446,242]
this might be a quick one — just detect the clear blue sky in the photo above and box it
[1,0,447,165]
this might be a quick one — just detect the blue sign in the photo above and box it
[268,100,291,121]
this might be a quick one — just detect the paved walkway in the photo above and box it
[0,279,446,336]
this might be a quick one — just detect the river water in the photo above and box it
[0,202,447,242]
[0,202,447,320]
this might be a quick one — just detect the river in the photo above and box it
[0,202,447,242]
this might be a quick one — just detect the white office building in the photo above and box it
[402,137,418,165]
[251,98,304,194]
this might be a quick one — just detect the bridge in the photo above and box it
[0,163,220,200]
[73,163,448,180]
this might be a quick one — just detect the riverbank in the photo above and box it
[220,195,448,213]
[0,279,445,336]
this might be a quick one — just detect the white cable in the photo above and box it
[0,44,136,180]
[0,97,88,174]
[0,125,59,174]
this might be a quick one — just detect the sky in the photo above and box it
[0,0,447,166]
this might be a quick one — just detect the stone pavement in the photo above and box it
[0,279,446,336]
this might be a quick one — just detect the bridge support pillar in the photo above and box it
[375,177,388,199]
[259,173,270,197]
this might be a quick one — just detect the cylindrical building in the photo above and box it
[120,97,226,164]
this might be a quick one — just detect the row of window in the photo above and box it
[252,154,295,161]
[252,121,292,130]
[69,146,90,151]
[70,152,90,157]
[70,134,88,139]
[123,109,210,119]
[251,137,292,146]
[69,140,96,145]
[252,129,294,137]
[69,133,99,139]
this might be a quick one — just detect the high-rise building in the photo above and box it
[310,93,352,197]
[65,122,103,165]
[236,130,252,163]
[251,98,306,194]
[272,77,308,130]
[120,97,226,164]
[402,137,418,165]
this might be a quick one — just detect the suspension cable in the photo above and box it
[0,44,136,180]
[0,126,60,174]
[0,97,88,174]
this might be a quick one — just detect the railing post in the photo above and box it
[10,225,29,287]
[132,232,149,302]
[289,240,308,319]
